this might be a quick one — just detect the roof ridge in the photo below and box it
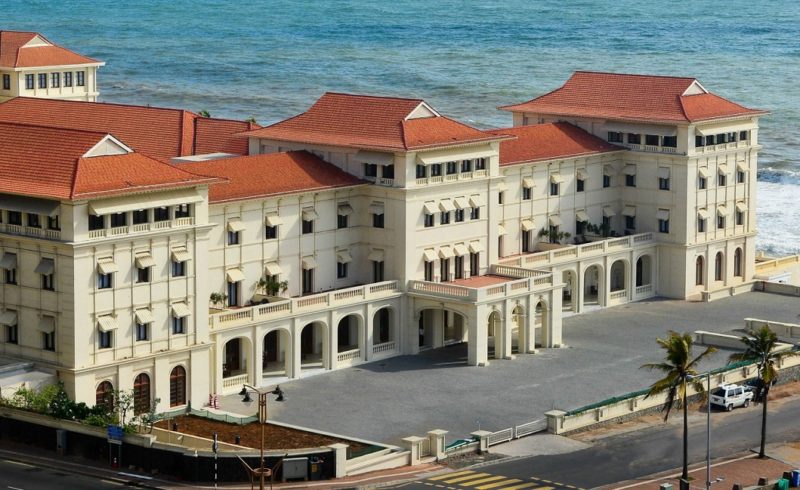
[8,96,200,117]
[573,70,696,81]
[0,120,109,138]
[323,91,424,103]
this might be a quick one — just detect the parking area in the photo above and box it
[221,292,800,445]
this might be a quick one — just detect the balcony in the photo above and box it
[87,217,195,239]
[694,140,749,155]
[622,143,680,155]
[0,223,61,241]
[415,169,488,186]
[209,280,401,330]
[408,268,553,303]
[498,233,656,269]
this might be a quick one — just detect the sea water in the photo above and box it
[3,0,799,254]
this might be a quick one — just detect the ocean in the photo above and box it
[3,1,799,254]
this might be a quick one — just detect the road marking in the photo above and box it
[442,472,491,483]
[3,460,33,468]
[101,480,124,486]
[8,486,25,490]
[475,479,522,489]
[458,475,507,486]
[496,483,542,490]
[429,470,476,481]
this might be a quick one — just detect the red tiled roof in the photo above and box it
[178,151,363,203]
[0,122,218,200]
[0,98,254,160]
[0,31,99,68]
[243,92,505,151]
[500,71,766,123]
[486,122,622,166]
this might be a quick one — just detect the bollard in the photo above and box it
[235,435,241,445]
[172,422,178,431]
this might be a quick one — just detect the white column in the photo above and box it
[253,329,263,384]
[291,321,302,379]
[468,306,488,366]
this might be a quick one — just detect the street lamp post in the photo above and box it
[240,384,285,490]
[689,372,712,490]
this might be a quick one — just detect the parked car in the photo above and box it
[709,383,754,411]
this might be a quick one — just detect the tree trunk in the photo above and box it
[681,399,689,487]
[759,389,768,458]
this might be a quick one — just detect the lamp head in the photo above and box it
[238,385,247,396]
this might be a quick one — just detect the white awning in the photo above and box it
[622,206,637,217]
[134,309,153,325]
[576,169,588,180]
[1,194,59,217]
[265,262,282,276]
[336,250,353,263]
[423,201,438,214]
[302,256,317,269]
[226,268,245,283]
[134,252,155,269]
[549,215,562,226]
[354,150,395,166]
[469,195,485,208]
[454,196,470,210]
[417,147,495,165]
[368,249,385,262]
[438,199,455,213]
[89,188,202,216]
[698,167,711,178]
[603,206,616,217]
[698,209,710,220]
[658,167,671,179]
[605,122,677,137]
[521,219,536,232]
[423,248,438,262]
[337,204,353,217]
[736,202,748,212]
[718,164,730,175]
[0,253,16,270]
[603,165,616,176]
[468,241,484,253]
[227,219,245,232]
[438,246,454,259]
[522,177,535,188]
[656,209,671,221]
[695,121,757,136]
[97,315,118,332]
[498,224,507,235]
[369,202,384,215]
[171,247,191,263]
[717,205,728,217]
[736,162,748,172]
[34,258,54,275]
[496,181,508,191]
[171,302,191,318]
[575,210,590,222]
[0,311,17,326]
[453,243,469,256]
[265,212,283,226]
[39,315,55,333]
[550,174,564,184]
[97,257,118,274]
[623,164,637,176]
[302,208,318,221]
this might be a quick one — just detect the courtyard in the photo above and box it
[220,292,799,445]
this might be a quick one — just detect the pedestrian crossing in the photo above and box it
[418,469,583,490]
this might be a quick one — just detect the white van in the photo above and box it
[709,383,753,411]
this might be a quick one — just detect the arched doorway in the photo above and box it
[300,321,327,371]
[372,308,395,348]
[583,265,602,305]
[133,373,150,415]
[715,251,724,281]
[487,310,501,359]
[636,255,652,287]
[511,305,524,353]
[223,337,251,381]
[443,310,466,345]
[337,314,363,363]
[534,301,548,347]
[610,260,626,292]
[263,329,291,377]
[734,248,743,277]
[696,256,705,286]
[169,366,186,407]
[562,270,576,311]
[95,380,114,409]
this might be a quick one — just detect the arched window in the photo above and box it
[133,373,151,415]
[95,381,114,409]
[715,252,724,281]
[734,248,743,277]
[170,366,186,407]
[695,256,704,286]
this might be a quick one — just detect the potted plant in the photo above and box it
[209,292,228,309]
[253,277,289,304]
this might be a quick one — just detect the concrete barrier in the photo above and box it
[745,318,800,340]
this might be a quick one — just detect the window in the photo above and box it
[25,74,34,89]
[577,179,585,192]
[576,220,586,235]
[63,71,72,87]
[76,71,85,86]
[136,266,150,283]
[446,161,457,175]
[734,248,743,277]
[698,176,707,190]
[131,209,148,224]
[627,133,641,144]
[430,164,442,177]
[645,134,659,146]
[698,217,706,232]
[625,174,636,187]
[265,223,279,238]
[522,186,532,200]
[227,280,239,307]
[454,255,464,280]
[607,131,623,143]
[736,209,744,225]
[739,131,749,141]
[43,330,55,351]
[440,258,450,282]
[227,230,240,245]
[372,261,384,282]
[302,268,314,294]
[424,260,434,281]
[550,182,559,196]
[658,216,670,234]
[455,209,465,222]
[696,256,705,285]
[705,135,715,146]
[424,213,434,228]
[38,73,47,89]
[3,253,17,285]
[470,252,479,276]
[475,158,486,170]
[41,270,55,291]
[382,164,395,179]
[96,381,114,409]
[522,230,533,252]
[716,133,727,144]
[110,212,126,227]
[715,252,724,281]
[337,261,348,279]
[659,177,670,190]
[43,215,57,230]
[364,163,378,177]
[154,207,169,221]
[99,330,112,349]
[136,322,149,341]
[717,215,726,229]
[97,272,113,289]
[695,135,704,148]
[470,207,480,220]
[133,374,150,415]
[174,204,191,218]
[8,211,21,225]
[416,164,426,178]
[718,173,727,187]
[625,215,636,230]
[372,213,384,228]
[737,170,746,183]
[51,72,60,88]
[461,159,471,172]
[440,211,450,225]
[172,316,185,334]
[169,366,186,407]
[603,175,611,188]
[27,213,40,228]
[172,260,186,277]
[602,215,612,231]
[662,135,677,148]
[2,74,9,90]
[5,321,18,344]
[302,219,314,234]
[498,191,505,204]
[727,132,737,143]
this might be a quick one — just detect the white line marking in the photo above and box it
[8,486,25,490]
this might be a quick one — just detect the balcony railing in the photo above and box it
[415,169,488,186]
[337,348,362,363]
[209,280,401,330]
[87,217,195,239]
[498,233,655,269]
[694,140,749,154]
[408,272,553,303]
[372,341,396,355]
[0,223,61,241]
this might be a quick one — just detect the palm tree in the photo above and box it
[729,324,794,458]
[642,331,716,490]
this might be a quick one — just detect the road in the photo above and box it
[0,457,126,490]
[397,395,800,490]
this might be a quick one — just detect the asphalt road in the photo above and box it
[398,396,800,490]
[0,457,125,490]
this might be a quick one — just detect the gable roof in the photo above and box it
[0,122,219,201]
[178,151,363,203]
[0,97,257,160]
[243,92,505,151]
[0,31,101,68]
[500,71,766,123]
[486,122,623,166]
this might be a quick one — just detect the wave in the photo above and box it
[757,168,800,186]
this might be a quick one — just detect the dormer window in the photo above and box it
[364,163,378,178]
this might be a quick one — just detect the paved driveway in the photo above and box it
[224,292,800,445]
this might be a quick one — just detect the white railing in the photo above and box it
[420,438,431,457]
[487,427,514,446]
[408,273,554,303]
[414,170,488,187]
[609,289,627,300]
[372,341,396,354]
[210,280,400,330]
[85,217,196,240]
[514,419,547,438]
[0,223,62,241]
[409,281,471,298]
[635,284,653,295]
[337,348,362,363]
[375,177,394,187]
[222,373,248,388]
[499,233,655,269]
